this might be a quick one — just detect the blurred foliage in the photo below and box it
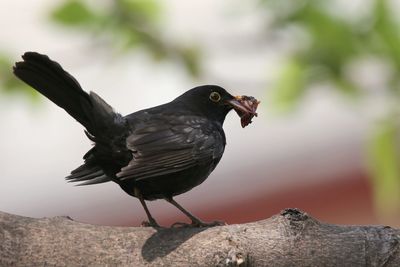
[270,58,307,111]
[263,0,400,109]
[368,117,400,215]
[50,0,200,76]
[1,0,200,99]
[0,54,39,101]
[51,0,101,26]
[262,0,400,217]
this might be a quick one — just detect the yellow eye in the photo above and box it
[209,92,221,102]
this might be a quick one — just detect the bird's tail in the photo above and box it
[13,52,119,137]
[13,52,128,186]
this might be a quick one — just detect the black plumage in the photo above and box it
[13,52,258,227]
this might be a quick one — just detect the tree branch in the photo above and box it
[1,208,399,266]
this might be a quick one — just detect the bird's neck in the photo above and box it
[172,99,230,126]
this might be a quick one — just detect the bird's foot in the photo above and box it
[141,219,161,228]
[170,221,193,228]
[171,220,226,228]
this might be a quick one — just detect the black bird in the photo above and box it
[13,52,259,227]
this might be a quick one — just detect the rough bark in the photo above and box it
[1,208,399,267]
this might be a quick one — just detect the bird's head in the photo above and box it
[174,85,259,127]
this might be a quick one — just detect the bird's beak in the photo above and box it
[226,95,260,128]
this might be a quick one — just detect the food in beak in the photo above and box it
[227,95,260,128]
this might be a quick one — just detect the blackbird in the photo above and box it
[13,52,259,227]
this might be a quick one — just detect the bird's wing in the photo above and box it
[116,116,224,181]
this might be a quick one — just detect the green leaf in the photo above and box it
[367,118,400,215]
[117,0,160,22]
[180,46,201,78]
[270,58,306,112]
[0,54,40,101]
[51,0,100,26]
[372,0,400,71]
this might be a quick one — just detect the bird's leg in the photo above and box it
[166,198,225,228]
[138,193,160,228]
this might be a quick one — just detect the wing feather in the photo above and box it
[116,116,224,181]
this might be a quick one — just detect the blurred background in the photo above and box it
[1,0,400,227]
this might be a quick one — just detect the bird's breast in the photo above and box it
[120,157,221,201]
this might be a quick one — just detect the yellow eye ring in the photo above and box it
[209,92,221,102]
